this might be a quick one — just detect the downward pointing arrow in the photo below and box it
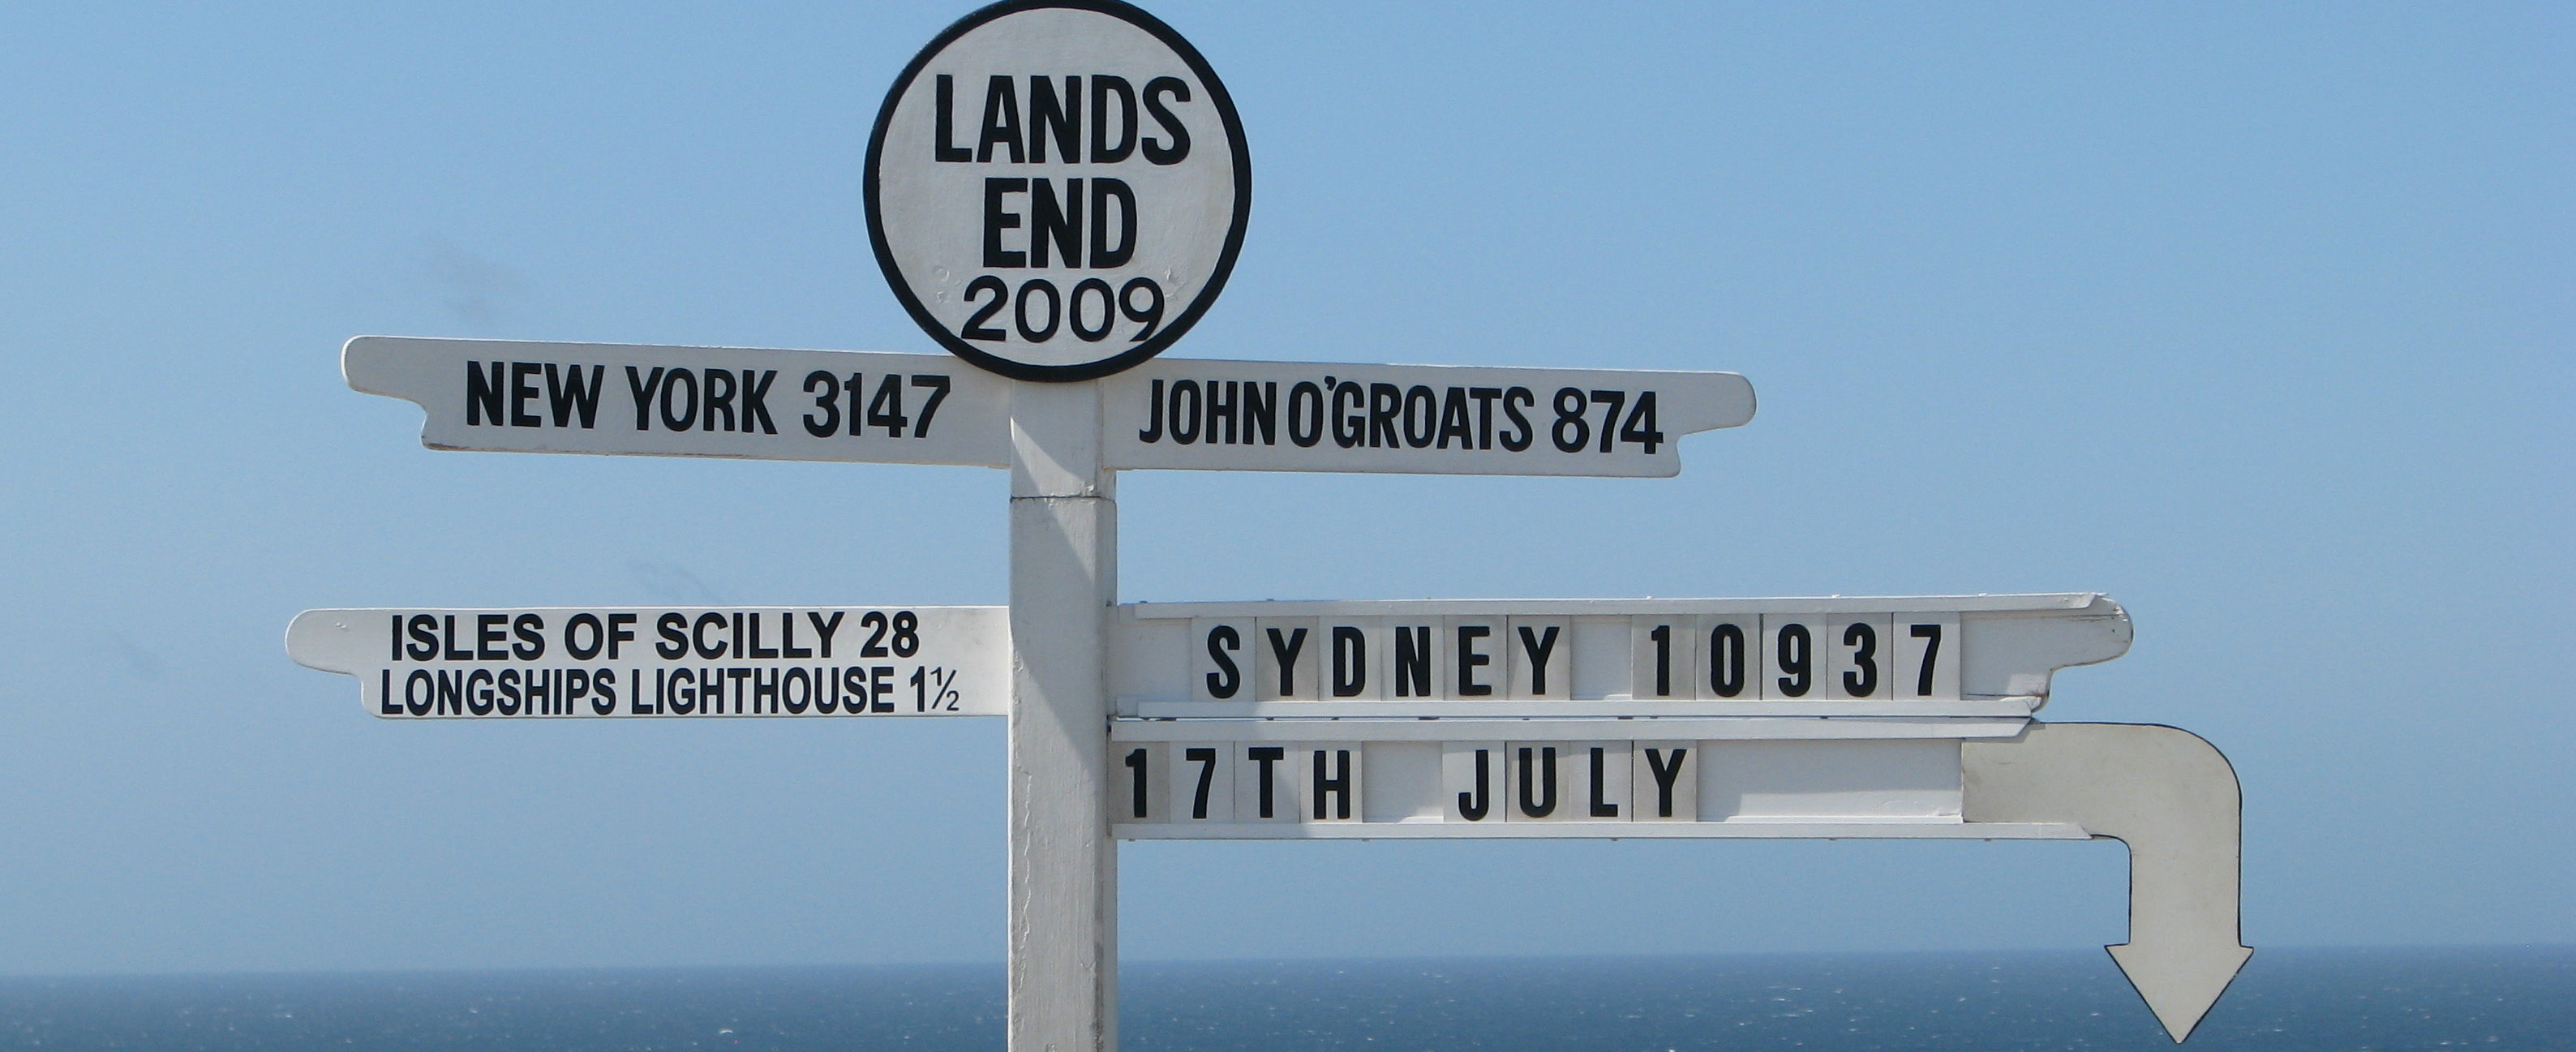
[1964,723,2252,1043]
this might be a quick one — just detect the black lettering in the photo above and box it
[655,613,687,659]
[1088,178,1135,268]
[809,611,844,659]
[1776,624,1812,698]
[1644,748,1688,818]
[1499,387,1535,451]
[701,367,736,432]
[509,362,542,427]
[1205,380,1237,445]
[1137,378,1165,443]
[608,613,636,659]
[1088,75,1136,162]
[1028,75,1080,163]
[1247,746,1284,818]
[933,74,971,162]
[1435,387,1473,449]
[1287,381,1324,447]
[565,613,604,660]
[1843,621,1878,697]
[1330,626,1367,697]
[1140,76,1191,164]
[544,363,603,427]
[466,361,504,426]
[512,613,543,659]
[781,612,810,659]
[625,366,662,431]
[1168,380,1200,444]
[1402,384,1437,448]
[741,370,776,434]
[1204,625,1242,698]
[1455,625,1492,696]
[1518,625,1561,694]
[781,668,809,715]
[659,368,698,431]
[1710,623,1746,697]
[1367,383,1401,449]
[406,614,439,661]
[1244,381,1277,444]
[1458,749,1492,820]
[1030,178,1082,268]
[976,75,1023,163]
[1265,626,1308,696]
[1310,749,1351,820]
[1330,381,1364,448]
[1185,746,1217,819]
[1588,747,1619,818]
[1911,623,1943,697]
[1123,746,1148,818]
[798,371,839,438]
[693,612,727,660]
[1469,387,1502,449]
[1393,625,1431,697]
[475,613,507,660]
[1518,746,1558,818]
[984,178,1027,268]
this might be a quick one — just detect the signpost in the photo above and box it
[290,0,2250,1045]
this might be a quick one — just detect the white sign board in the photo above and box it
[288,606,1008,718]
[346,337,1755,479]
[868,1,1249,380]
[1110,593,2130,718]
[343,337,1013,466]
[1106,726,2072,839]
[1104,359,1754,476]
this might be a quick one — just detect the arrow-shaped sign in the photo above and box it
[339,336,1754,478]
[1964,723,2252,1042]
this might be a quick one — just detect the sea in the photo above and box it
[0,947,2564,1051]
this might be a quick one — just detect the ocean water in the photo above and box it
[0,947,2563,1050]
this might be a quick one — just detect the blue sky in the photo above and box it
[0,2,2567,975]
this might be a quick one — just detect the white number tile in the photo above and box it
[1891,612,1961,700]
[1628,616,1697,701]
[1698,616,1760,700]
[1823,614,1897,701]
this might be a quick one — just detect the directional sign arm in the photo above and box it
[1964,723,2251,1043]
[1101,359,1754,477]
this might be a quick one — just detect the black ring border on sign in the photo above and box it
[865,0,1252,384]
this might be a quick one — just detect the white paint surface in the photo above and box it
[1005,380,1118,1052]
[1965,724,2252,1042]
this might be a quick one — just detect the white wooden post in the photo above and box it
[1007,380,1118,1052]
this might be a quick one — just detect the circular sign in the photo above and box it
[867,0,1250,382]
